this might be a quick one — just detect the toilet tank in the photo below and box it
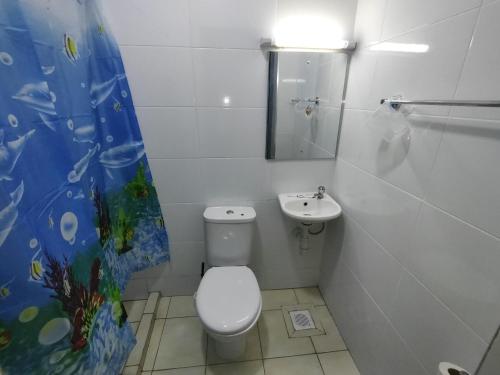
[203,206,256,266]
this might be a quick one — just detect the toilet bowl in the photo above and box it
[197,206,259,359]
[195,266,261,359]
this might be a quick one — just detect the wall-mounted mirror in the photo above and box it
[266,51,350,160]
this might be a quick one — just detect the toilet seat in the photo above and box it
[195,266,261,336]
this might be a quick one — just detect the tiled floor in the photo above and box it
[122,288,359,375]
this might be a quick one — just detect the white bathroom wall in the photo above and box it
[320,1,500,374]
[101,0,357,298]
[478,331,500,375]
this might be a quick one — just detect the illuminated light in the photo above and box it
[222,96,231,106]
[268,46,350,53]
[282,78,306,84]
[370,42,429,53]
[273,15,348,50]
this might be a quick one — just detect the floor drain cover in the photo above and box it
[282,304,325,338]
[289,310,316,331]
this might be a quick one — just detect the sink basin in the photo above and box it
[278,192,342,223]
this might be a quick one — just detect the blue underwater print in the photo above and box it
[0,0,169,374]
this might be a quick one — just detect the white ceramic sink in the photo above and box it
[278,192,342,223]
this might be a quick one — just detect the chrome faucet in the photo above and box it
[314,186,326,200]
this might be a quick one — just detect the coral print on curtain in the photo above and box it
[0,0,169,374]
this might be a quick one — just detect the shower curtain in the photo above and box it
[0,1,169,374]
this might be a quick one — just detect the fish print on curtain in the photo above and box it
[0,0,169,374]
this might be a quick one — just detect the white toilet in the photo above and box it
[195,206,261,359]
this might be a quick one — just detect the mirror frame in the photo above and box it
[265,50,353,160]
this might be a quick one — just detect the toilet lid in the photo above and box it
[196,266,261,335]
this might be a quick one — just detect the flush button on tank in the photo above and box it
[226,210,234,215]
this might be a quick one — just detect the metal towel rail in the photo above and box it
[380,98,500,110]
[290,97,320,105]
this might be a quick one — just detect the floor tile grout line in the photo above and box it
[207,350,348,365]
[165,314,198,319]
[262,304,326,312]
[256,319,266,374]
[316,353,327,375]
[142,294,159,371]
[142,293,161,369]
[129,290,345,373]
[316,287,326,305]
[204,332,208,375]
[157,296,172,319]
[126,312,152,371]
[205,326,209,364]
[165,295,199,319]
[264,353,334,374]
[320,306,351,357]
[279,305,315,355]
[124,299,148,323]
[263,351,331,361]
[139,312,156,371]
[148,350,349,373]
[164,295,173,318]
[206,359,265,370]
[149,318,167,372]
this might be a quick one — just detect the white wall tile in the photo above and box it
[197,108,266,158]
[319,261,425,375]
[193,49,268,108]
[452,1,500,121]
[408,204,500,342]
[381,0,481,40]
[148,275,200,296]
[340,216,403,316]
[162,204,205,243]
[251,200,293,272]
[477,332,500,375]
[255,266,319,290]
[339,109,446,198]
[426,117,500,238]
[270,160,333,195]
[149,159,203,204]
[344,51,379,111]
[169,242,206,276]
[200,158,272,204]
[251,199,325,271]
[323,1,500,372]
[369,10,478,117]
[133,262,171,280]
[337,109,371,162]
[123,279,149,300]
[390,271,487,374]
[121,46,195,107]
[320,256,356,317]
[145,276,169,295]
[189,0,277,49]
[353,0,387,47]
[137,107,198,159]
[331,160,421,263]
[102,0,190,46]
[114,0,358,294]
